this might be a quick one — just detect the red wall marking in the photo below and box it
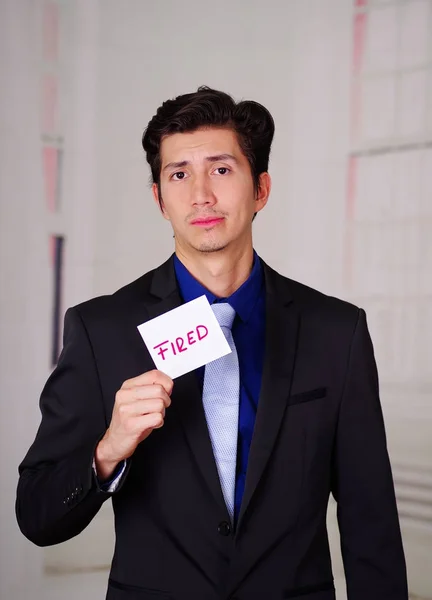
[42,146,58,212]
[344,2,367,289]
[43,1,59,62]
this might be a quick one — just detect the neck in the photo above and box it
[175,244,254,298]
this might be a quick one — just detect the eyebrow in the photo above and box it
[162,153,238,172]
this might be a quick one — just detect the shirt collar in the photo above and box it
[173,251,263,324]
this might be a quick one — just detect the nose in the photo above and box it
[192,173,216,207]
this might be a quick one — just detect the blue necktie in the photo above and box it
[202,303,239,520]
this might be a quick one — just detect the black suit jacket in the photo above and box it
[16,256,408,600]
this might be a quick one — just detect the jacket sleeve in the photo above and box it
[16,306,127,546]
[331,308,408,600]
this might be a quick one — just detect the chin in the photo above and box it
[183,231,227,253]
[190,238,226,252]
[198,245,228,254]
[187,237,227,253]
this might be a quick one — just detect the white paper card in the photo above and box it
[137,295,231,379]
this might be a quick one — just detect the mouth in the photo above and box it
[190,217,224,228]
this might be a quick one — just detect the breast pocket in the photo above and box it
[288,387,327,406]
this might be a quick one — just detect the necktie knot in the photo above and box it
[212,302,236,330]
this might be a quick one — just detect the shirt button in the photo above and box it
[217,521,231,536]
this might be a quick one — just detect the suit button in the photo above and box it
[218,521,231,536]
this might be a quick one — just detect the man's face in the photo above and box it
[153,127,270,255]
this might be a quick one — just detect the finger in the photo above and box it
[125,398,167,418]
[122,370,173,395]
[119,410,164,436]
[134,384,171,407]
[135,412,164,432]
[118,385,171,407]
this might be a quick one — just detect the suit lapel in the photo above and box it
[145,256,229,517]
[236,261,300,530]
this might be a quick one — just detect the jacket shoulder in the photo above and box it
[266,262,360,327]
[70,267,157,323]
[290,278,358,319]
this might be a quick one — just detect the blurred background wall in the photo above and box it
[0,0,431,598]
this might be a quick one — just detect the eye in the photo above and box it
[171,171,186,180]
[214,167,230,175]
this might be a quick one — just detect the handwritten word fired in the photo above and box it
[153,325,209,360]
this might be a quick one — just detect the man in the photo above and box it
[16,87,408,600]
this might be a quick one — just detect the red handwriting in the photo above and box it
[153,325,208,360]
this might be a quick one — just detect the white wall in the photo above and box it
[1,2,48,597]
[0,0,102,596]
[1,1,431,599]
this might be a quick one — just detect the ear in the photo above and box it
[152,183,170,220]
[254,172,271,213]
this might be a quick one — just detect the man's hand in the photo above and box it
[95,370,173,481]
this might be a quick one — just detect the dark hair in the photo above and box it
[142,86,275,193]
